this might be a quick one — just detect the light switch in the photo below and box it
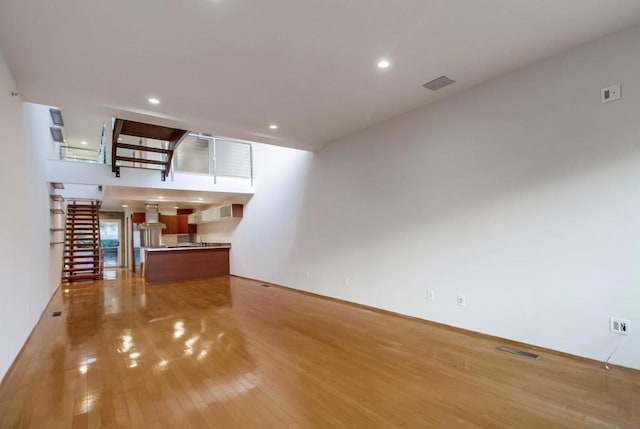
[601,84,621,103]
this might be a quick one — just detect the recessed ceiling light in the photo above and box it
[81,141,87,145]
[198,198,203,201]
[173,206,179,209]
[121,204,128,208]
[158,196,164,199]
[377,59,390,69]
[269,124,278,130]
[148,98,160,105]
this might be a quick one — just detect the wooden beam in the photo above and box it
[114,143,172,154]
[114,156,166,166]
[120,120,188,141]
[111,118,124,173]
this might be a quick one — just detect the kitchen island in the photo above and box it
[142,244,231,283]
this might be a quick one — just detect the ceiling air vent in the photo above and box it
[49,108,64,126]
[422,75,456,91]
[50,126,64,142]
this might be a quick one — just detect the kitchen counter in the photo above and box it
[145,244,231,252]
[142,244,231,283]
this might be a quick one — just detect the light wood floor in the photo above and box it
[1,270,639,428]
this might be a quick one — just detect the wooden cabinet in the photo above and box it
[177,215,194,233]
[220,204,243,219]
[159,214,178,234]
[187,204,243,224]
[144,247,230,283]
[159,214,193,234]
[132,212,145,223]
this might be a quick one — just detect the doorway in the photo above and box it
[100,219,122,267]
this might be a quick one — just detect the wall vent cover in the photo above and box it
[422,75,456,91]
[50,126,64,142]
[49,108,64,126]
[496,345,540,359]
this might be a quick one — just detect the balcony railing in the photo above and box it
[56,130,253,185]
[173,134,253,185]
[59,145,101,163]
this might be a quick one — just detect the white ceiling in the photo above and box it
[1,1,640,152]
[100,186,252,212]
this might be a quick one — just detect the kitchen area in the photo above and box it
[133,203,243,283]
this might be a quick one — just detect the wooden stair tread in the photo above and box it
[64,248,99,251]
[62,274,101,282]
[63,267,100,273]
[64,255,100,258]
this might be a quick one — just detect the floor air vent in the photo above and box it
[52,311,62,317]
[496,345,540,360]
[261,284,271,288]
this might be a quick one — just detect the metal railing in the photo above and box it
[174,134,253,185]
[57,123,107,164]
[59,145,101,162]
[56,130,254,185]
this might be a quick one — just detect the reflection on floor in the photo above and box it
[1,270,639,428]
[102,269,118,281]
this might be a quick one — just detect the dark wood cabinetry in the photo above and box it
[159,214,194,234]
[177,215,197,233]
[132,210,195,234]
[144,247,230,283]
[132,212,145,223]
[159,214,178,234]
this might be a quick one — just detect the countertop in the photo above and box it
[144,244,231,252]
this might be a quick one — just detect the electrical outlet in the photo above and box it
[427,290,435,301]
[305,271,310,279]
[610,317,630,335]
[601,83,621,103]
[344,277,349,286]
[457,295,466,307]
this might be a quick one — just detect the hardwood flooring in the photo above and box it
[1,270,639,428]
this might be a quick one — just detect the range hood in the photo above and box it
[140,204,166,229]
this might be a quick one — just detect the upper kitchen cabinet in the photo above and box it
[132,212,145,223]
[188,204,243,224]
[159,214,179,234]
[177,215,196,234]
[159,214,194,234]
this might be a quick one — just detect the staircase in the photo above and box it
[62,202,102,282]
[111,118,189,181]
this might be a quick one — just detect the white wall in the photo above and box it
[231,143,313,278]
[0,51,60,381]
[232,25,640,369]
